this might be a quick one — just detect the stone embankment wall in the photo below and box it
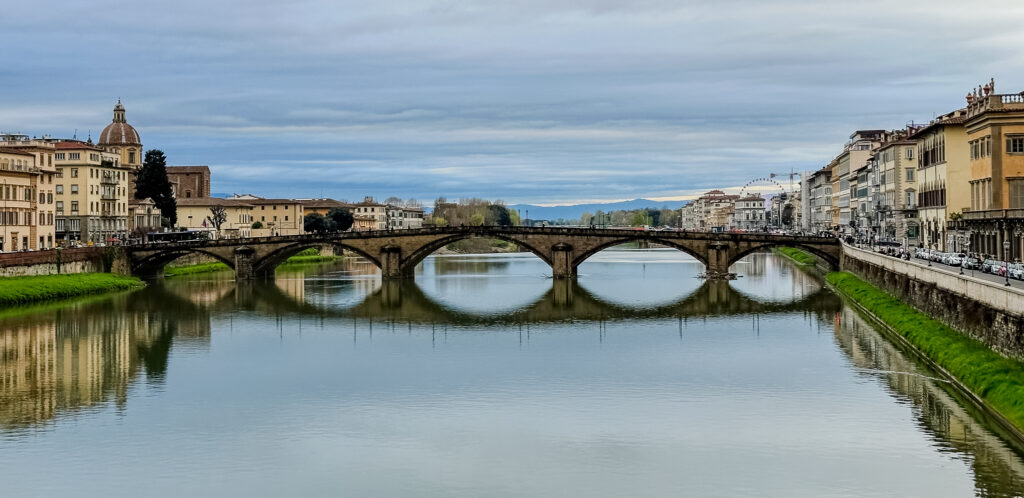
[841,243,1024,359]
[0,247,114,277]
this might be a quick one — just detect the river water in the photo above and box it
[2,249,1024,497]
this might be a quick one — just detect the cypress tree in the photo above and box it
[135,149,177,226]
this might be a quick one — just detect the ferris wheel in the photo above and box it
[738,176,787,199]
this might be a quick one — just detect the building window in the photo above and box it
[71,201,79,212]
[1009,137,1024,154]
[128,151,136,163]
[906,148,913,159]
[69,153,80,160]
[55,153,66,160]
[905,168,914,182]
[71,184,78,194]
[1010,180,1024,209]
[71,168,78,178]
[56,201,64,212]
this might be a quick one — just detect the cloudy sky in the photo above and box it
[5,0,1024,205]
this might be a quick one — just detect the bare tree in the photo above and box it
[384,196,404,206]
[207,205,228,232]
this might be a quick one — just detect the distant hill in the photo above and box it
[507,198,689,222]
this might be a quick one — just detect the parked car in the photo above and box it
[1008,263,1024,280]
[992,261,1009,276]
[962,257,981,270]
[982,259,998,273]
[946,253,965,266]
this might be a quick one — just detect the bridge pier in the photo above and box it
[380,245,410,279]
[551,243,576,279]
[704,243,733,279]
[234,246,256,280]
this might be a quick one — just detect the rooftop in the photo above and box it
[167,165,211,174]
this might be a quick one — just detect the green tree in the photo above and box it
[469,213,485,226]
[326,207,354,231]
[488,204,512,226]
[135,149,177,226]
[432,216,447,227]
[304,213,333,233]
[252,221,263,229]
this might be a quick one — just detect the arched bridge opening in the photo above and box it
[726,242,839,273]
[397,234,553,278]
[130,248,237,279]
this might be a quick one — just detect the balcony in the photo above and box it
[101,192,117,201]
[100,175,118,185]
[962,209,1024,221]
[966,93,1024,119]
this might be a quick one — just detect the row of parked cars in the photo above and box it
[913,249,1024,279]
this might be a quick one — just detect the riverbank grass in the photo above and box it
[827,271,1024,432]
[773,247,818,266]
[164,262,231,277]
[0,273,144,307]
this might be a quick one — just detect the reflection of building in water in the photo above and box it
[0,322,57,427]
[0,299,212,429]
[835,308,1024,495]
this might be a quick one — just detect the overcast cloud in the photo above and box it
[5,0,1024,204]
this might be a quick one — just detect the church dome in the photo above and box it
[98,100,141,146]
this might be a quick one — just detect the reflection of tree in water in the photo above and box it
[0,287,211,430]
[835,307,1024,496]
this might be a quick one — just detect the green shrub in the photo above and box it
[827,271,1024,432]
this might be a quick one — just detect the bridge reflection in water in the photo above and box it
[1,254,1024,496]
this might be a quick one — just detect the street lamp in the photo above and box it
[1005,239,1012,286]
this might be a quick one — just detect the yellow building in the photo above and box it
[97,101,144,191]
[0,134,58,251]
[911,109,970,251]
[352,197,387,230]
[872,129,921,245]
[961,81,1024,260]
[247,198,305,236]
[53,141,131,245]
[176,198,254,239]
[297,198,351,218]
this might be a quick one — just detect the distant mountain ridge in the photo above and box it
[507,198,689,221]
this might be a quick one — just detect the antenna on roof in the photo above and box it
[73,129,77,140]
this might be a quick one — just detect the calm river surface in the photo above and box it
[2,249,1024,497]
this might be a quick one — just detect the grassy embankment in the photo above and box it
[0,273,144,307]
[827,270,1024,433]
[163,248,341,277]
[773,246,818,266]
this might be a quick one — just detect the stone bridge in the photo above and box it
[126,226,841,280]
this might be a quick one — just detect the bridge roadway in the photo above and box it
[127,226,841,280]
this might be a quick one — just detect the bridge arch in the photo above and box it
[727,242,839,270]
[251,240,382,278]
[398,232,554,276]
[571,236,709,270]
[131,248,237,278]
